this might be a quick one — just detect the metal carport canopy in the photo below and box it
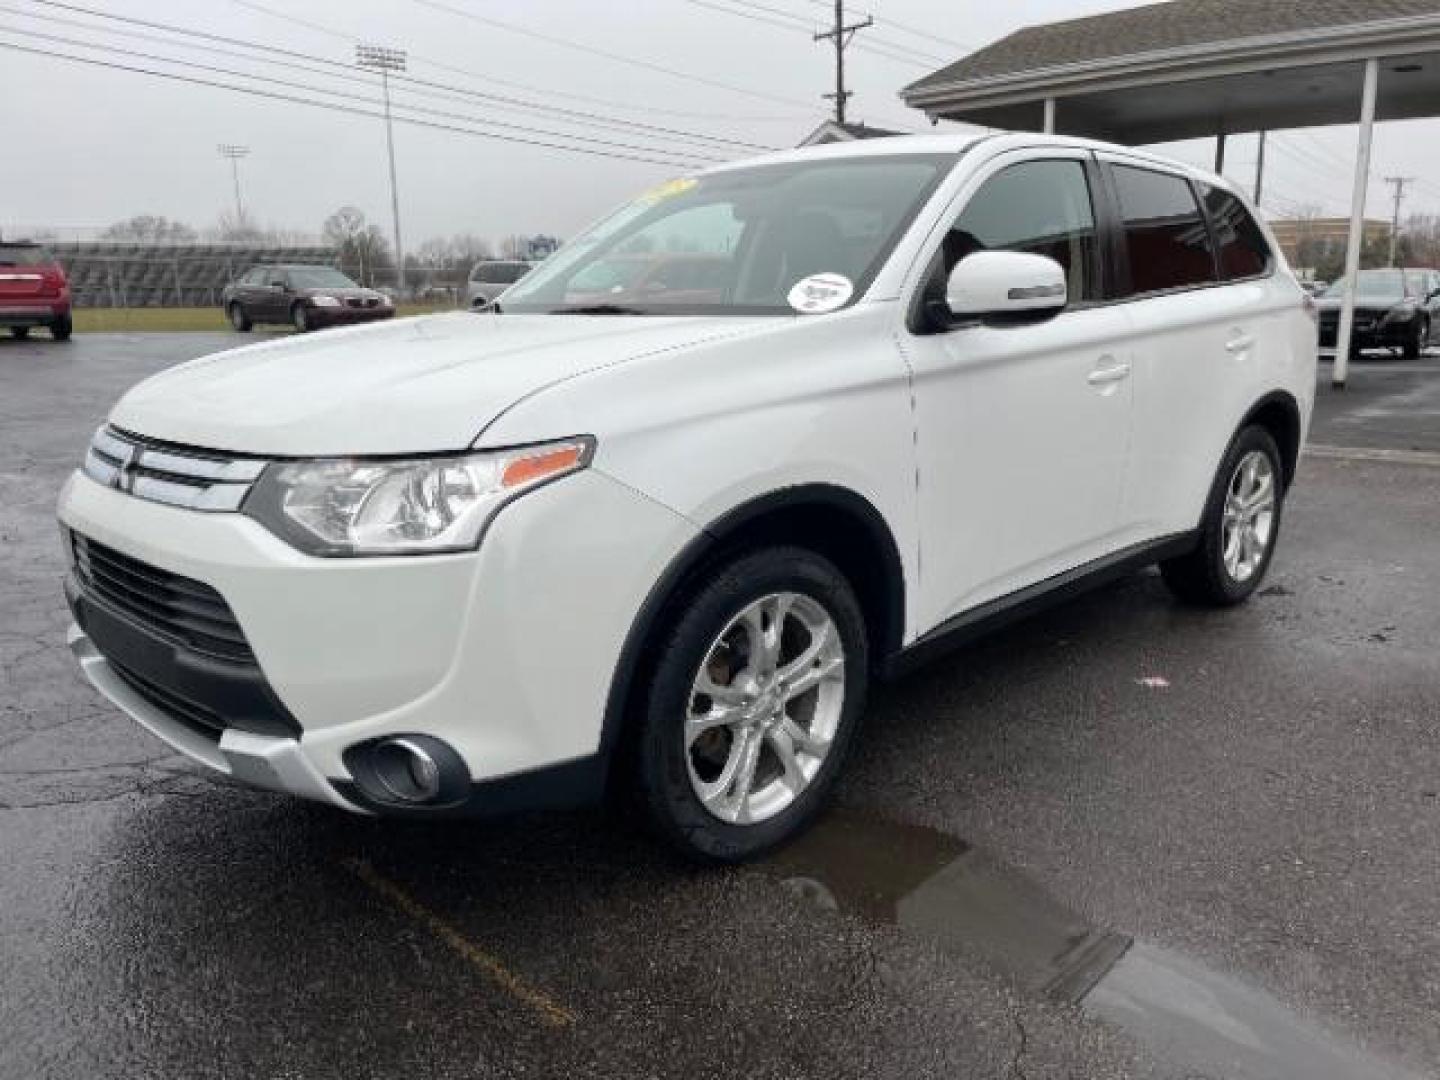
[901,0,1440,388]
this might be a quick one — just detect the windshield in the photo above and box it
[500,154,954,316]
[287,266,358,289]
[1323,270,1416,301]
[0,244,54,267]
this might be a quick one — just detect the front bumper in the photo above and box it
[1318,315,1413,350]
[308,305,394,327]
[67,623,354,808]
[58,464,699,814]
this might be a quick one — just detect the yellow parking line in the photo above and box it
[343,857,578,1028]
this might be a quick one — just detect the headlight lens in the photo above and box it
[243,439,593,556]
[311,294,342,307]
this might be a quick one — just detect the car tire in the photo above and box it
[471,294,490,310]
[50,315,72,341]
[228,303,252,332]
[635,546,868,863]
[10,326,30,340]
[1161,425,1285,608]
[1404,318,1427,361]
[291,302,310,333]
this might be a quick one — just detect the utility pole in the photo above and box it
[356,44,407,296]
[813,0,872,125]
[1384,176,1414,267]
[217,144,249,222]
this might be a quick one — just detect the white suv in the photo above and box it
[59,135,1315,861]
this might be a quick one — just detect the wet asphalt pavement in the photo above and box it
[2,331,1439,1079]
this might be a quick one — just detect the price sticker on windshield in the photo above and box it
[637,177,698,205]
[787,273,854,314]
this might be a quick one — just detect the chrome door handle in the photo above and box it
[1087,362,1131,386]
[1226,333,1256,353]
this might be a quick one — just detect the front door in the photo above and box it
[904,151,1135,632]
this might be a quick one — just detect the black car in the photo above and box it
[1316,268,1440,360]
[222,264,394,333]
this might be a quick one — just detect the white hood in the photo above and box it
[109,312,771,456]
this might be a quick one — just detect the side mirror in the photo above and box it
[946,251,1068,319]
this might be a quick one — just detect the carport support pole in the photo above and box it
[1214,132,1226,173]
[1333,57,1379,390]
[1043,97,1056,134]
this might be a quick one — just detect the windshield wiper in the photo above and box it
[549,303,647,315]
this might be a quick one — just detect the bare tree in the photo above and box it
[103,214,198,243]
[214,207,266,242]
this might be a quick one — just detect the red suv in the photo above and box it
[0,241,72,341]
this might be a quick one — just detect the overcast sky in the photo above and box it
[2,0,1438,246]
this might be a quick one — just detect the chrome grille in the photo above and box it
[82,426,267,511]
[70,533,255,664]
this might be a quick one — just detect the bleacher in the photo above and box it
[49,241,339,308]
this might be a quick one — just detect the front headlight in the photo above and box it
[310,295,342,307]
[243,439,593,556]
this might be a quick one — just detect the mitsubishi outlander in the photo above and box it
[59,135,1315,861]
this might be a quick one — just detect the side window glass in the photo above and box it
[946,159,1100,302]
[1112,165,1216,294]
[1201,185,1273,280]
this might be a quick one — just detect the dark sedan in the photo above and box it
[1317,268,1440,360]
[222,264,394,333]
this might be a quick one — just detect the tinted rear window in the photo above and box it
[0,244,54,267]
[1201,186,1273,280]
[1112,165,1215,295]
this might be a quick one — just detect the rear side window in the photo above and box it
[1111,165,1215,295]
[947,159,1102,302]
[1201,186,1273,280]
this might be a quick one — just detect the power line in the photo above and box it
[680,0,950,66]
[792,0,979,53]
[0,39,721,169]
[225,0,796,123]
[406,0,819,112]
[0,24,733,167]
[12,0,778,153]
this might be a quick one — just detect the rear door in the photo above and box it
[1101,157,1289,537]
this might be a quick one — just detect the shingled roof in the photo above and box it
[906,0,1440,93]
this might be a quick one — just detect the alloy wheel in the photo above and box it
[685,592,845,825]
[1221,450,1276,583]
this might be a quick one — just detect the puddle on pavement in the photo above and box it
[769,809,1129,1003]
[769,810,1420,1080]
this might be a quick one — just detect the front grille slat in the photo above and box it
[77,561,250,649]
[72,534,255,664]
[79,542,228,606]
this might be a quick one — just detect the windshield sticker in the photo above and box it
[787,273,854,314]
[637,177,698,206]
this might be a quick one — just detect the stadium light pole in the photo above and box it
[356,44,407,295]
[217,144,249,222]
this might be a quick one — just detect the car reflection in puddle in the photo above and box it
[769,810,1419,1080]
